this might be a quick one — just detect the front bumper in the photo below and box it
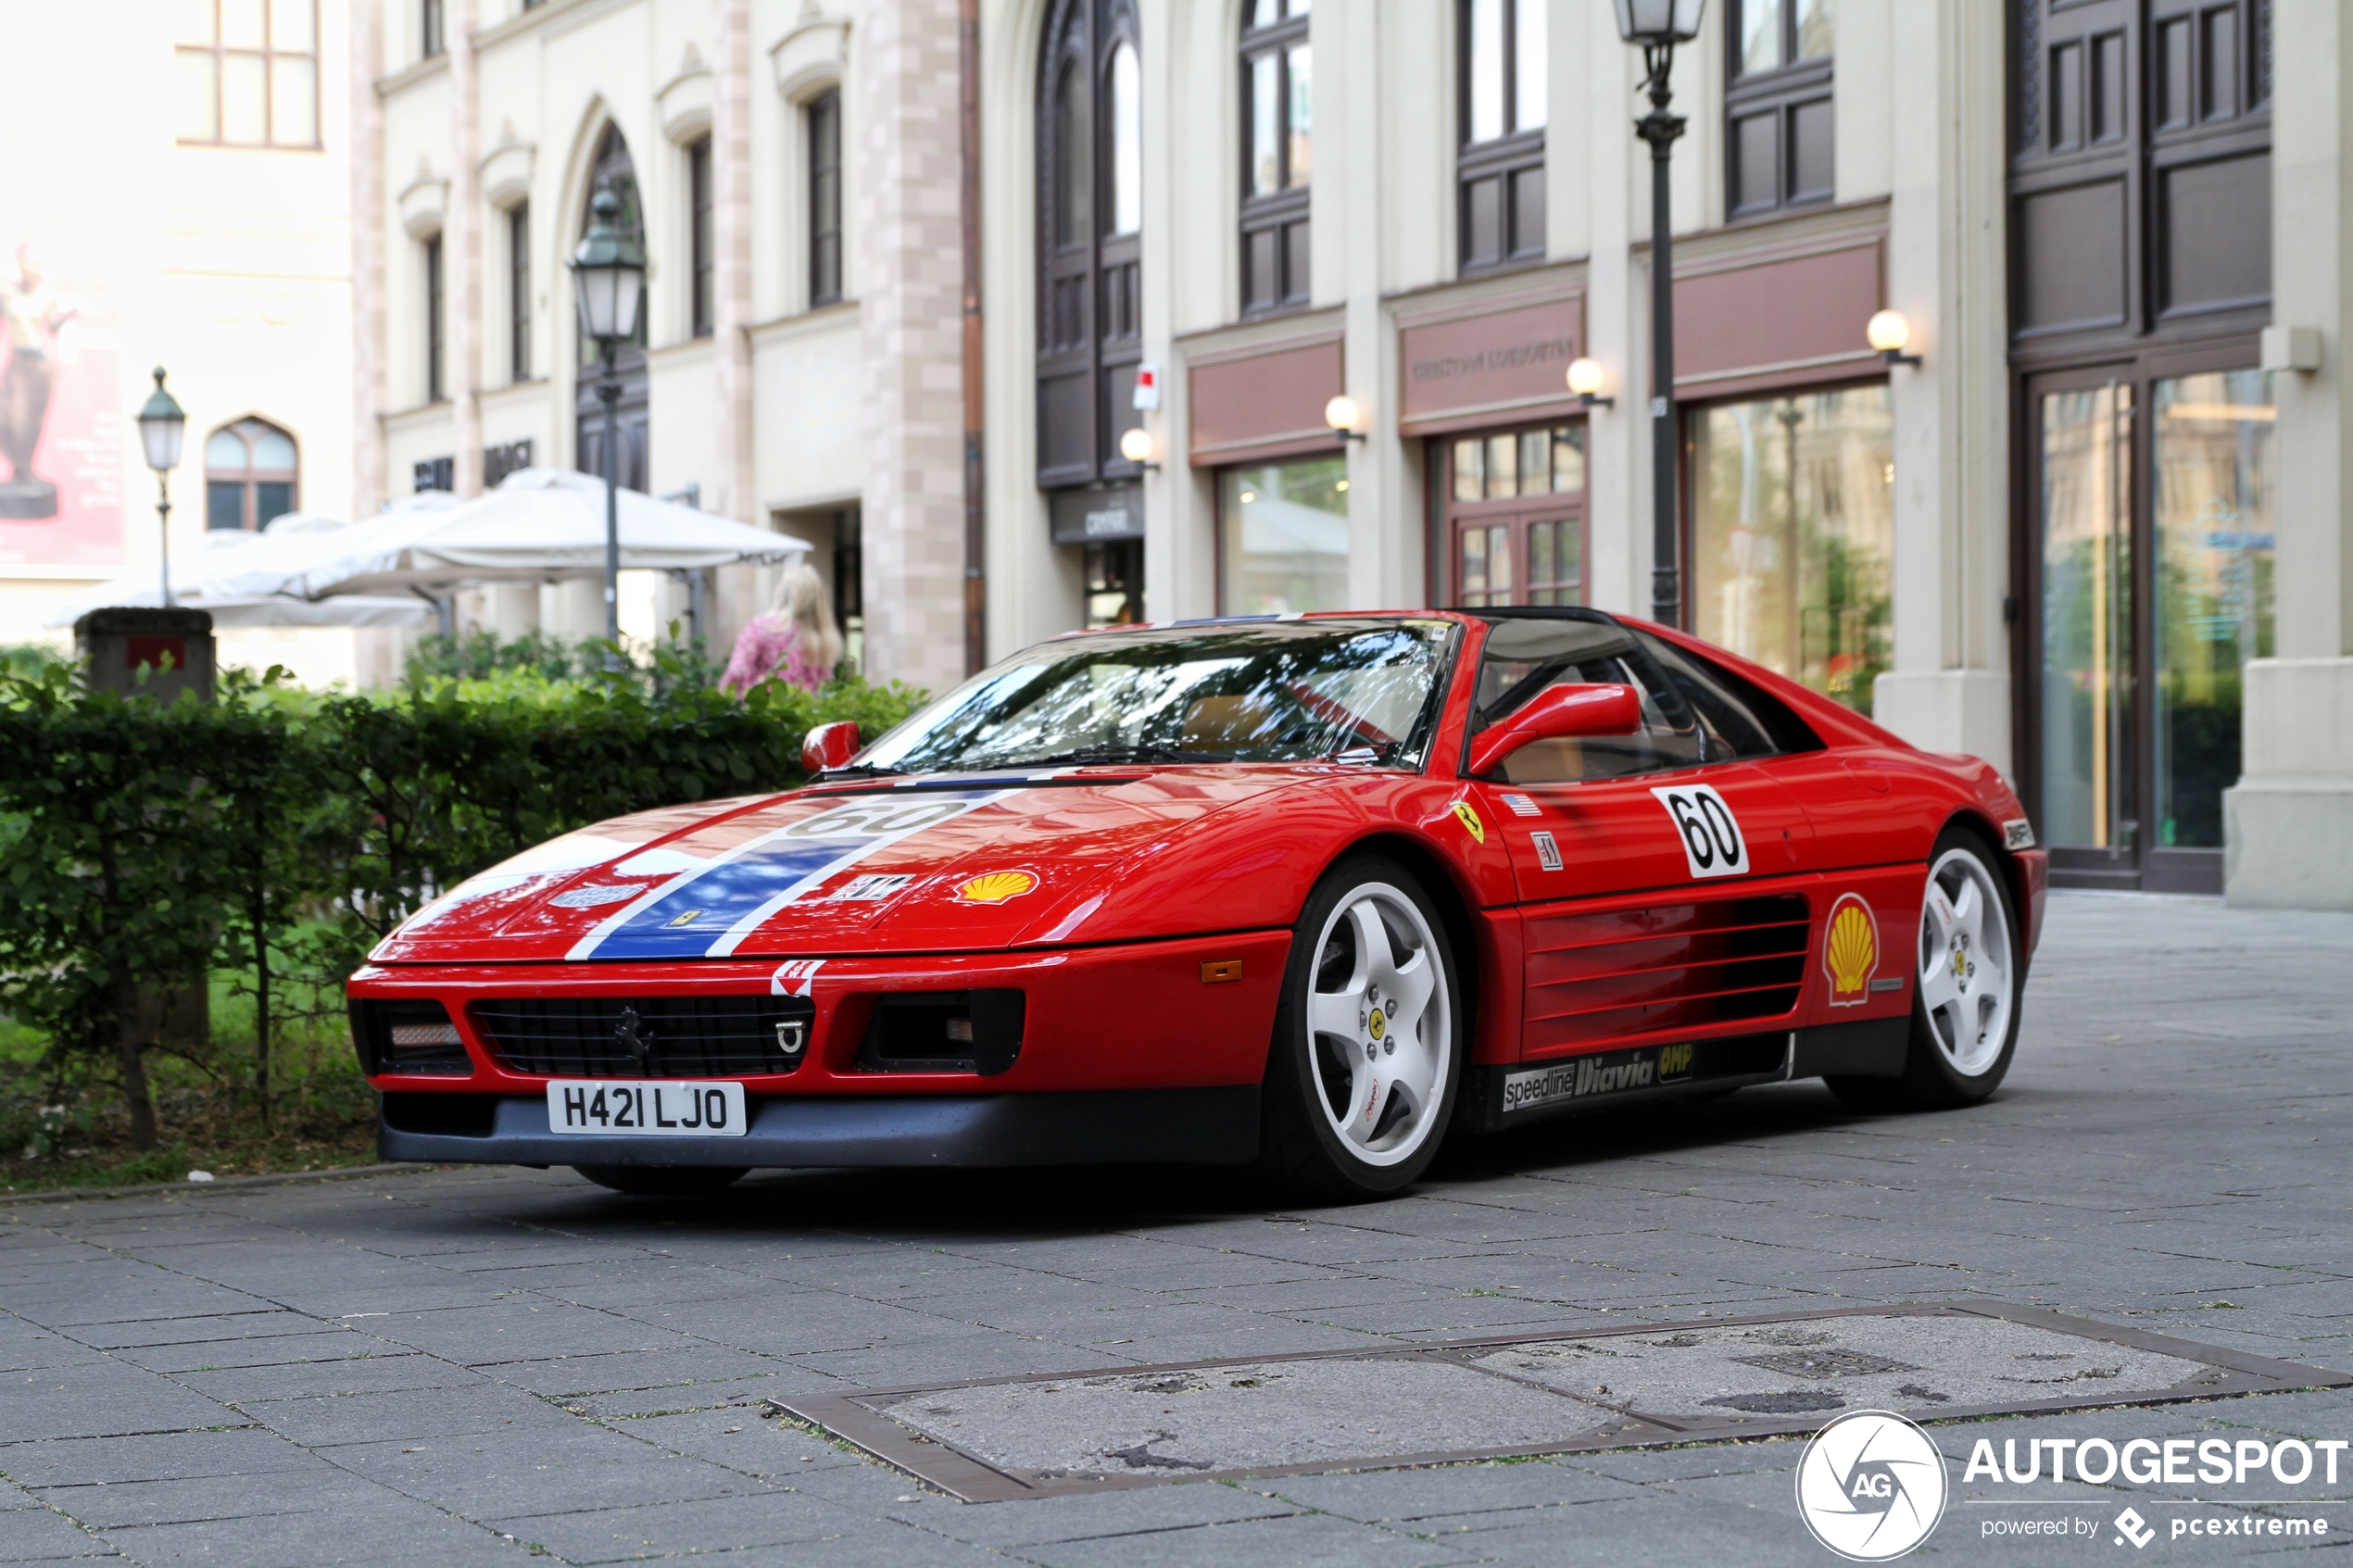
[378,1085,1262,1169]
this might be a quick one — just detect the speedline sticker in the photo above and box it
[1650,784,1749,880]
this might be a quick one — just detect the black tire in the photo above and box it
[1827,822,2023,1112]
[1255,855,1465,1202]
[573,1164,749,1195]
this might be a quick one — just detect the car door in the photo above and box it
[1458,616,1819,1060]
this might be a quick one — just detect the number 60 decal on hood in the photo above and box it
[1651,784,1749,880]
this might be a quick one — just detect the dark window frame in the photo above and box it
[807,89,844,307]
[422,0,445,60]
[1037,0,1147,492]
[508,201,531,383]
[688,134,715,338]
[1456,0,1545,277]
[1724,0,1835,220]
[1239,1,1312,318]
[424,232,446,404]
[204,418,300,533]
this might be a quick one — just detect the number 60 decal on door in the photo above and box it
[1650,784,1748,879]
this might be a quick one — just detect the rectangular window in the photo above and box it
[1691,384,1893,715]
[422,0,445,59]
[175,0,321,148]
[1220,457,1350,615]
[1726,0,1834,219]
[689,136,714,338]
[808,91,843,307]
[424,233,446,404]
[1444,422,1586,607]
[1457,0,1545,275]
[1239,3,1311,317]
[508,203,531,382]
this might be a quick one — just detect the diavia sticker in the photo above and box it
[953,870,1038,905]
[1451,799,1486,844]
[1823,893,1878,1007]
[770,958,825,997]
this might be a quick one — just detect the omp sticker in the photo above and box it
[770,959,824,997]
[1531,830,1563,872]
[2003,817,2036,850]
[1824,892,1879,1007]
[954,870,1038,905]
[1452,800,1487,844]
[1500,793,1540,818]
[1503,1041,1698,1115]
[1650,784,1748,880]
[568,790,1016,961]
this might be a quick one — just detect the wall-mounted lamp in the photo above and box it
[1566,357,1615,409]
[1867,309,1922,369]
[1325,394,1367,443]
[1117,426,1161,470]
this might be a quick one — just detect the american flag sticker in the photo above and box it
[1501,793,1541,818]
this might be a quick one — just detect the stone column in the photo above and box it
[351,0,388,517]
[449,0,483,497]
[1869,0,2013,773]
[854,0,968,695]
[2223,0,2353,908]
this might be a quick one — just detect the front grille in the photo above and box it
[468,995,814,1077]
[350,998,474,1076]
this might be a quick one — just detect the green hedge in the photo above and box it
[0,656,922,1147]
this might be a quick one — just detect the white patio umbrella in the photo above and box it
[214,468,810,601]
[41,511,435,629]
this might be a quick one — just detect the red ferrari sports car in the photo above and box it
[350,608,2046,1198]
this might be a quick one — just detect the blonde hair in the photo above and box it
[771,562,842,675]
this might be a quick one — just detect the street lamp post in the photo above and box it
[1613,0,1705,628]
[135,367,187,608]
[568,188,647,646]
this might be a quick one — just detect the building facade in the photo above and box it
[364,0,2352,908]
[0,0,361,684]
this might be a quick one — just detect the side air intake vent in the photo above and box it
[349,998,474,1076]
[860,990,1025,1075]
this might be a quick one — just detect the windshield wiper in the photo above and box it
[814,762,907,780]
[1000,745,1226,768]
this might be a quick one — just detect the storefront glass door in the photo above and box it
[2029,366,2273,892]
[1443,422,1585,607]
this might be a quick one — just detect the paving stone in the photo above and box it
[0,1361,244,1444]
[476,1489,853,1562]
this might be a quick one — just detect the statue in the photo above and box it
[0,243,77,520]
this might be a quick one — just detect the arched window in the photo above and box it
[206,419,297,531]
[1239,0,1311,316]
[1038,0,1143,491]
[575,124,649,492]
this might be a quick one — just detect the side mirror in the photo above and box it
[801,721,861,773]
[1466,684,1642,776]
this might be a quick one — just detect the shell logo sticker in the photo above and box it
[1452,800,1487,844]
[1825,893,1879,1007]
[953,870,1038,906]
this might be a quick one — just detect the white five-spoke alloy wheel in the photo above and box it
[1304,882,1453,1169]
[1918,846,2016,1078]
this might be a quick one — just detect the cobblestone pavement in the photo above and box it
[4,892,2350,1566]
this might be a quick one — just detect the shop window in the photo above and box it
[205,419,298,532]
[808,90,843,307]
[1038,0,1145,489]
[1444,423,1586,607]
[1690,384,1891,714]
[1220,456,1349,615]
[1086,539,1144,627]
[178,0,321,147]
[508,202,531,382]
[1458,0,1545,275]
[1240,0,1312,317]
[1726,0,1833,220]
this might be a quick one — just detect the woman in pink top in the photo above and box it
[721,563,842,696]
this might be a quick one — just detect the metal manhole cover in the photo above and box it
[770,1301,2350,1502]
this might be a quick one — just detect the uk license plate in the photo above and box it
[545,1080,749,1137]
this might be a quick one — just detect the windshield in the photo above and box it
[859,619,1458,774]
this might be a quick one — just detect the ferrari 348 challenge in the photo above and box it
[350,608,2046,1198]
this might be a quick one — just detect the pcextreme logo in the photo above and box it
[1795,1411,1949,1561]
